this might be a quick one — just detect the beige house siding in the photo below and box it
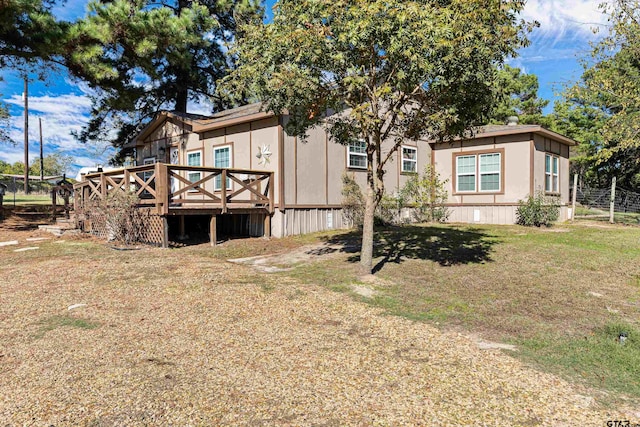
[134,110,575,234]
[433,131,572,225]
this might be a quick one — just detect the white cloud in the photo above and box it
[522,0,608,46]
[0,92,114,176]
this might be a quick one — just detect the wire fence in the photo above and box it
[573,185,640,214]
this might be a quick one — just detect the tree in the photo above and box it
[558,0,640,188]
[0,92,11,145]
[29,153,74,176]
[487,64,549,125]
[221,0,531,273]
[0,0,66,71]
[64,0,262,163]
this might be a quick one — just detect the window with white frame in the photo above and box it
[479,153,501,192]
[348,140,367,169]
[401,146,417,173]
[187,150,202,189]
[142,157,156,195]
[455,151,502,193]
[456,155,476,192]
[213,145,232,190]
[545,153,559,193]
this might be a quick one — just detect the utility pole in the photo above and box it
[39,117,44,182]
[23,77,29,194]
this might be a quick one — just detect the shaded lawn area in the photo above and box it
[282,223,640,404]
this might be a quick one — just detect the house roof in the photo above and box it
[469,124,577,146]
[130,102,273,147]
[129,103,577,148]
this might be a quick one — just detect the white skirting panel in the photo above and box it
[446,205,569,225]
[271,208,347,237]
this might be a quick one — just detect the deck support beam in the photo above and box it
[210,215,217,247]
[161,217,169,248]
[178,215,186,240]
[263,213,271,239]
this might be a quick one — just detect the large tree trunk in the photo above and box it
[175,89,188,113]
[360,184,376,274]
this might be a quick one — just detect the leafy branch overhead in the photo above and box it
[552,0,640,188]
[221,0,534,273]
[63,0,263,162]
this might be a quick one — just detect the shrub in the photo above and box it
[516,192,560,227]
[400,165,450,223]
[88,190,149,244]
[341,173,406,227]
[341,173,365,228]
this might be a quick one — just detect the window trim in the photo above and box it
[452,148,505,195]
[142,157,156,196]
[213,144,233,191]
[456,155,477,193]
[545,153,560,194]
[347,140,367,170]
[186,149,202,193]
[478,152,502,193]
[401,145,418,174]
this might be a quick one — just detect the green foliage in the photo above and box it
[516,192,560,227]
[552,0,640,188]
[401,165,449,223]
[487,64,550,126]
[0,90,11,145]
[376,192,407,226]
[0,0,66,71]
[29,153,73,176]
[64,0,263,162]
[341,173,365,228]
[222,0,532,271]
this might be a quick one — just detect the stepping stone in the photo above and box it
[26,237,50,242]
[0,241,19,247]
[14,247,39,252]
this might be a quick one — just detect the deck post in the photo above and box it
[269,171,275,213]
[263,213,271,239]
[100,173,107,199]
[221,170,227,214]
[51,189,57,221]
[210,214,217,247]
[124,169,131,193]
[178,215,186,240]
[161,216,169,248]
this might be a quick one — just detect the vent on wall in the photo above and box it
[473,209,481,222]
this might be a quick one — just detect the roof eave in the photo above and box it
[470,126,577,146]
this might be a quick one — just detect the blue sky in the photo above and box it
[0,0,609,176]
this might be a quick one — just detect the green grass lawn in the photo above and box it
[278,223,640,405]
[575,206,640,225]
[2,193,55,205]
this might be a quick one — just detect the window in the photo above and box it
[455,151,503,193]
[479,153,501,192]
[348,140,367,169]
[213,145,232,190]
[545,154,559,193]
[142,158,156,195]
[456,155,476,192]
[401,146,417,173]
[187,150,202,189]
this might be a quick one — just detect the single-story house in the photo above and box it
[78,103,575,244]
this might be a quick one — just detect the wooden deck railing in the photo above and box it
[74,164,274,215]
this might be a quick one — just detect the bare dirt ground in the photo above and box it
[0,224,635,425]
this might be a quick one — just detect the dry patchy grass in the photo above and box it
[0,223,634,425]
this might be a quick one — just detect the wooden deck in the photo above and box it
[73,164,274,246]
